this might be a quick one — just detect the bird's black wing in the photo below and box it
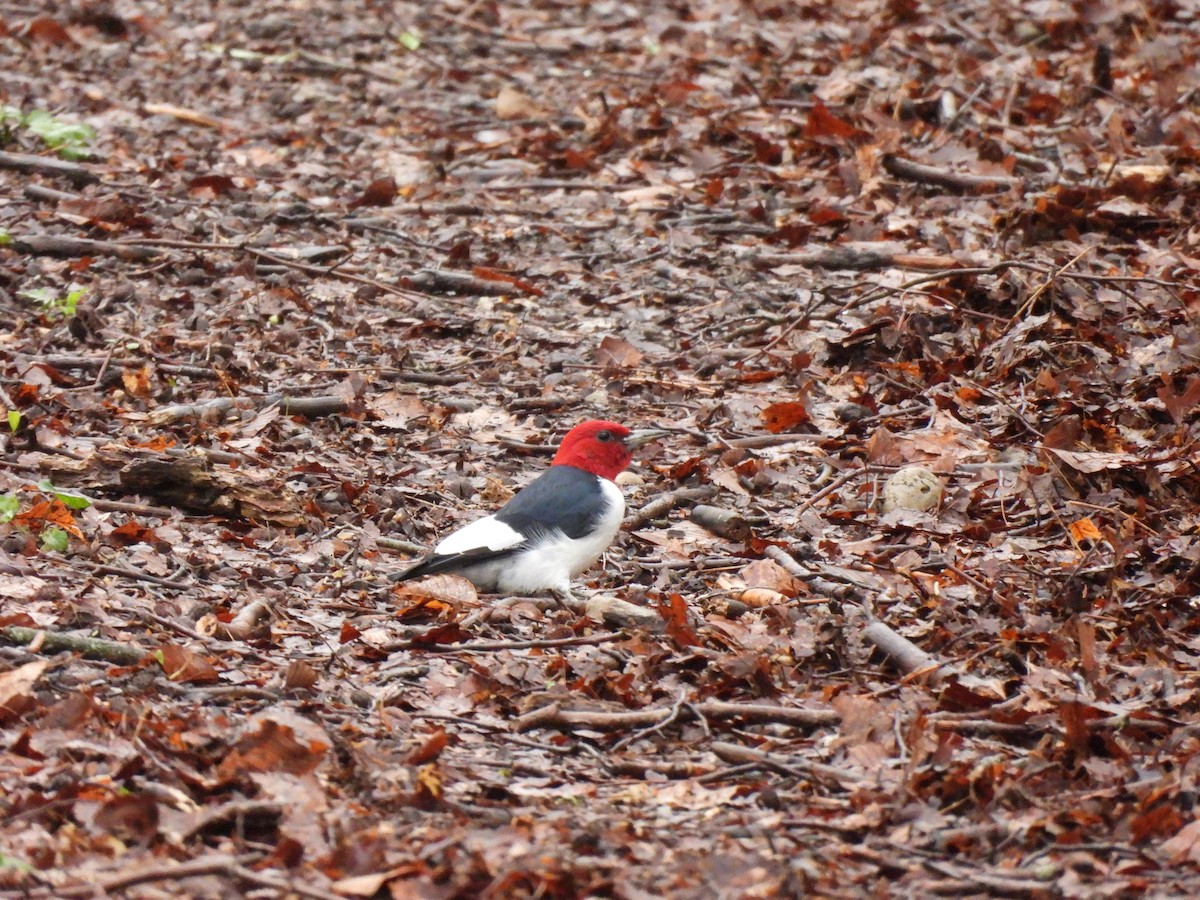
[493,465,609,539]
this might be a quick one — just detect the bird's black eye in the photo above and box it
[596,430,612,442]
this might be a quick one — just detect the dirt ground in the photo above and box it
[3,0,1200,896]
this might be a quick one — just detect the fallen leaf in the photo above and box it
[0,660,48,722]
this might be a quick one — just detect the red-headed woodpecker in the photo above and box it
[393,420,668,597]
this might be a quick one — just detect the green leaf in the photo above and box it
[19,287,55,305]
[62,289,85,316]
[0,494,19,523]
[40,526,70,553]
[6,410,20,432]
[0,228,10,246]
[37,479,92,510]
[20,286,84,319]
[21,109,95,160]
[0,854,33,873]
[398,30,421,51]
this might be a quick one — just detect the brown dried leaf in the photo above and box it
[760,401,809,433]
[595,335,645,368]
[0,660,48,723]
[157,643,220,684]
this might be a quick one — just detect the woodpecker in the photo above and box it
[393,420,667,598]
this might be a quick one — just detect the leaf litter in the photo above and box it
[2,0,1200,896]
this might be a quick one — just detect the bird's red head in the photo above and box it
[552,420,638,481]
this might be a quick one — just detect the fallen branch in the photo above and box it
[89,497,178,519]
[406,268,530,297]
[0,626,149,665]
[862,620,954,686]
[149,393,353,425]
[24,183,79,203]
[513,698,839,732]
[11,233,163,261]
[749,246,965,271]
[387,632,624,654]
[0,150,100,184]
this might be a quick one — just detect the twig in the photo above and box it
[611,689,688,753]
[89,562,188,588]
[51,853,342,900]
[377,535,430,556]
[245,247,426,302]
[709,740,864,785]
[882,154,1022,193]
[723,434,825,449]
[989,245,1092,345]
[90,498,178,518]
[795,467,862,515]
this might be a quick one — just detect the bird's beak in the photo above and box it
[624,428,670,448]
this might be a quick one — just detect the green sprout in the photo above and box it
[40,526,69,553]
[20,286,85,319]
[1,105,95,160]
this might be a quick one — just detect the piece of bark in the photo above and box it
[119,458,305,527]
[584,594,663,629]
[218,599,272,641]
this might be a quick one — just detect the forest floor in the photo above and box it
[3,0,1200,896]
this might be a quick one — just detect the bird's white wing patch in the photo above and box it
[434,514,526,555]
